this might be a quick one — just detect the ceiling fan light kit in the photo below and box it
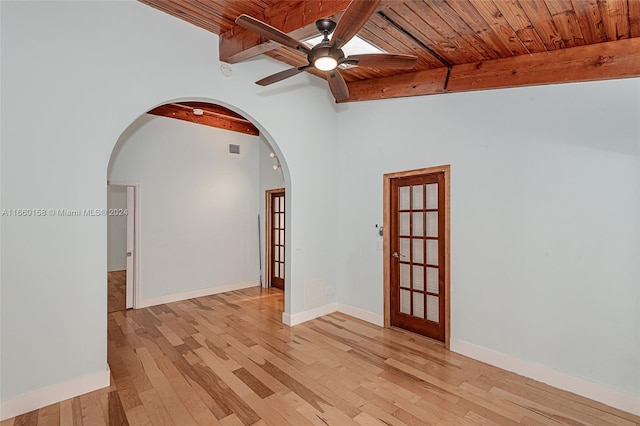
[314,56,338,71]
[235,0,417,102]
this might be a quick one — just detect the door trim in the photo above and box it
[107,181,141,309]
[383,166,450,348]
[265,187,285,289]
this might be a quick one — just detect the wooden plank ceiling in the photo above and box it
[140,0,640,103]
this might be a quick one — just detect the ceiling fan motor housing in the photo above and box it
[315,18,337,35]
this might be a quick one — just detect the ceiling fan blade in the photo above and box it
[256,66,311,86]
[346,53,418,69]
[327,70,349,102]
[330,0,381,49]
[236,14,311,55]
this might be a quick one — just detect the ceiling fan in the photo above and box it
[235,0,418,102]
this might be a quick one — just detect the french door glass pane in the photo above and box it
[399,212,410,235]
[427,295,439,322]
[413,292,425,319]
[426,240,438,265]
[412,212,423,236]
[426,212,438,237]
[412,265,424,290]
[426,183,438,209]
[400,238,410,259]
[400,289,411,314]
[412,238,424,263]
[400,263,410,288]
[399,186,410,210]
[426,267,439,294]
[412,185,423,209]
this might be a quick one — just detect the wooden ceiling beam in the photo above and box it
[446,36,640,92]
[344,67,448,102]
[219,0,351,63]
[148,104,259,136]
[344,37,640,102]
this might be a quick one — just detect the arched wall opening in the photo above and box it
[106,98,292,314]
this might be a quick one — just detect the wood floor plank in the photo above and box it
[58,400,73,426]
[239,393,293,426]
[79,392,106,426]
[122,405,152,426]
[136,347,198,426]
[352,411,388,426]
[106,391,129,426]
[4,286,639,426]
[137,389,174,426]
[12,411,38,426]
[35,404,59,426]
[262,393,316,426]
[70,397,83,426]
[154,352,222,425]
[232,367,274,399]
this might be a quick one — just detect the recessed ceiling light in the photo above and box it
[193,108,204,116]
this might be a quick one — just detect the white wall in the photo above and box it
[1,0,339,411]
[106,185,127,272]
[109,115,260,303]
[258,135,285,286]
[335,79,640,398]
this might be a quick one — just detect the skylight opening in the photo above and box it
[303,34,386,69]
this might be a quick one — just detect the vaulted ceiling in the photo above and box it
[140,0,640,103]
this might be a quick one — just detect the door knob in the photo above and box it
[392,252,399,258]
[126,252,132,257]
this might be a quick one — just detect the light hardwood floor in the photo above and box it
[3,287,638,425]
[108,270,127,314]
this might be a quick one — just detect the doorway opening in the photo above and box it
[107,99,291,316]
[383,166,450,347]
[107,182,139,312]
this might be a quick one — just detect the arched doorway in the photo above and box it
[106,99,290,313]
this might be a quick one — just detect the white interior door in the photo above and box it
[125,186,134,309]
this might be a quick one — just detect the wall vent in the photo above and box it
[229,144,240,154]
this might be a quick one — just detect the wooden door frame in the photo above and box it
[383,166,451,349]
[265,188,285,289]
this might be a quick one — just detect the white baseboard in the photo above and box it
[336,303,384,327]
[450,338,640,416]
[282,302,383,327]
[282,311,293,326]
[283,303,338,326]
[139,280,258,308]
[0,367,110,421]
